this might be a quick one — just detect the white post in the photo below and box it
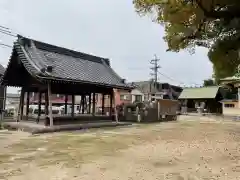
[48,83,53,127]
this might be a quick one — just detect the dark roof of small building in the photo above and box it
[2,35,131,89]
[0,64,5,76]
[219,99,238,103]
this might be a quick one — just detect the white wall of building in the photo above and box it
[131,89,144,103]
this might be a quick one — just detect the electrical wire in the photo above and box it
[0,43,12,48]
[0,25,16,48]
[157,70,202,87]
[0,29,17,37]
[157,70,184,84]
[0,25,10,30]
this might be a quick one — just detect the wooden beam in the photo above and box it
[47,83,53,127]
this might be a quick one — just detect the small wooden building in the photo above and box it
[220,73,240,117]
[178,86,224,114]
[0,35,132,126]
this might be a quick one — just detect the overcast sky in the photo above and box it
[0,0,213,93]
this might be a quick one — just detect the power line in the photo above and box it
[0,29,17,37]
[157,70,202,87]
[0,25,10,30]
[0,24,17,38]
[0,43,12,48]
[157,70,184,85]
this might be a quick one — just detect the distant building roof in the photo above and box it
[130,81,182,94]
[131,81,161,94]
[179,86,220,99]
[1,35,131,90]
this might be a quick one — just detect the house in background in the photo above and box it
[97,89,131,112]
[129,81,182,102]
[111,81,182,106]
[6,93,20,106]
[219,73,240,117]
[178,86,225,114]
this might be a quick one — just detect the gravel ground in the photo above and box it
[1,116,240,180]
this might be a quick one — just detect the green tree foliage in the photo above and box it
[203,78,215,86]
[133,0,240,79]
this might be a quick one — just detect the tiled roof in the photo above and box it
[179,86,220,99]
[6,35,131,89]
[0,64,5,76]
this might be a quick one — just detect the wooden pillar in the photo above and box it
[37,92,42,123]
[88,94,92,114]
[102,94,105,115]
[71,94,75,119]
[17,88,25,122]
[48,83,53,127]
[26,92,30,120]
[64,95,68,114]
[113,90,118,122]
[110,93,113,117]
[92,93,96,116]
[81,94,85,114]
[45,91,49,117]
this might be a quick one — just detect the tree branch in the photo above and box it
[191,0,240,19]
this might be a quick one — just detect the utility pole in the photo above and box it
[150,54,160,86]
